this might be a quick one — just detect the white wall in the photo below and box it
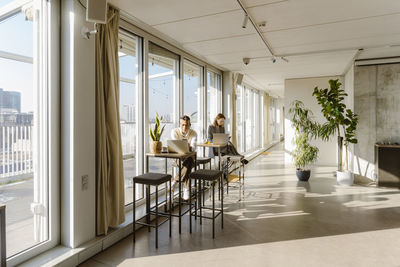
[61,0,96,248]
[284,76,343,166]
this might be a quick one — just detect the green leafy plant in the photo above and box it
[289,100,319,170]
[292,133,319,170]
[150,113,165,141]
[312,79,358,171]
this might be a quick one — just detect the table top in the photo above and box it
[146,151,196,159]
[197,143,227,148]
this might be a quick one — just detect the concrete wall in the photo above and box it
[354,63,400,180]
[284,76,343,166]
[61,0,96,248]
[344,65,355,171]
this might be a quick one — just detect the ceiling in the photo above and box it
[109,0,400,97]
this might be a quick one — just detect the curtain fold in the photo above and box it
[95,6,125,236]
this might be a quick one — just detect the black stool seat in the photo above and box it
[190,170,222,181]
[196,157,211,164]
[133,173,171,185]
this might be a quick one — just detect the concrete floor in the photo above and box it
[80,143,400,267]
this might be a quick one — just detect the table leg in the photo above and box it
[0,206,5,267]
[178,158,182,234]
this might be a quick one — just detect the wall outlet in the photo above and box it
[82,175,89,191]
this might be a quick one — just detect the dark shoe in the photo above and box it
[241,159,249,165]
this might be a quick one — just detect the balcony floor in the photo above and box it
[80,143,400,267]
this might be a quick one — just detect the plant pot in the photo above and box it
[150,141,162,154]
[296,169,311,181]
[337,170,354,186]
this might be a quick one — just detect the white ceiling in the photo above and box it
[110,0,400,97]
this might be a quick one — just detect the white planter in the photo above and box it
[337,171,354,186]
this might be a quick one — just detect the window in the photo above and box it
[0,0,57,261]
[183,60,202,139]
[206,71,221,129]
[147,42,178,174]
[235,85,243,153]
[118,31,141,205]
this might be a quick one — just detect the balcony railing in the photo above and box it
[0,126,33,180]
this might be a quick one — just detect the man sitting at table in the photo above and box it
[170,115,197,200]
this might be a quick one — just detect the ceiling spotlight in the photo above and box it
[271,57,276,63]
[242,13,249,28]
[281,57,289,63]
[243,57,250,65]
[258,21,267,27]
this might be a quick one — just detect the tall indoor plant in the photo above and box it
[312,79,358,185]
[149,113,165,154]
[289,100,319,181]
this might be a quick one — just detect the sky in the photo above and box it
[0,10,34,113]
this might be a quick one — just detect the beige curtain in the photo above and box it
[95,6,125,236]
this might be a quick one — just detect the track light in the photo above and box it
[242,13,249,28]
[271,57,276,63]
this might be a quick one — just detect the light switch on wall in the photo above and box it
[82,175,89,190]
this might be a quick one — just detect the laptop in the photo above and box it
[167,139,190,154]
[213,133,229,145]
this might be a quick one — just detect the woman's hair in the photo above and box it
[213,113,226,127]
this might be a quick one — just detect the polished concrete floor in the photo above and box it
[80,143,400,266]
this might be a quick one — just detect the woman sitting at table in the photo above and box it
[207,113,248,165]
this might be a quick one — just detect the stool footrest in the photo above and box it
[135,218,169,228]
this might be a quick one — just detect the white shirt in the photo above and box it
[171,128,197,151]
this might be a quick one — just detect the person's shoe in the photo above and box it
[241,159,249,165]
[170,180,177,192]
[183,187,190,200]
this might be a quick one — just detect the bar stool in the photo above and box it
[196,157,212,205]
[190,169,223,239]
[133,173,172,249]
[196,157,212,169]
[224,155,245,201]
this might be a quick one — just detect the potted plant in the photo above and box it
[312,79,358,185]
[289,100,320,181]
[149,113,165,154]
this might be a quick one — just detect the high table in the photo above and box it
[196,143,227,170]
[146,151,197,234]
[0,204,5,267]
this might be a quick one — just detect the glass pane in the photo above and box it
[119,32,141,205]
[147,42,177,177]
[207,72,221,128]
[183,60,202,140]
[0,8,48,257]
[245,88,252,152]
[235,85,242,153]
[0,12,33,57]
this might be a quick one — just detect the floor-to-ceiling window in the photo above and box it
[118,31,141,205]
[183,60,202,139]
[0,0,58,263]
[207,71,222,130]
[147,42,178,174]
[235,85,243,153]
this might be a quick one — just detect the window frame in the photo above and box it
[5,0,60,265]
